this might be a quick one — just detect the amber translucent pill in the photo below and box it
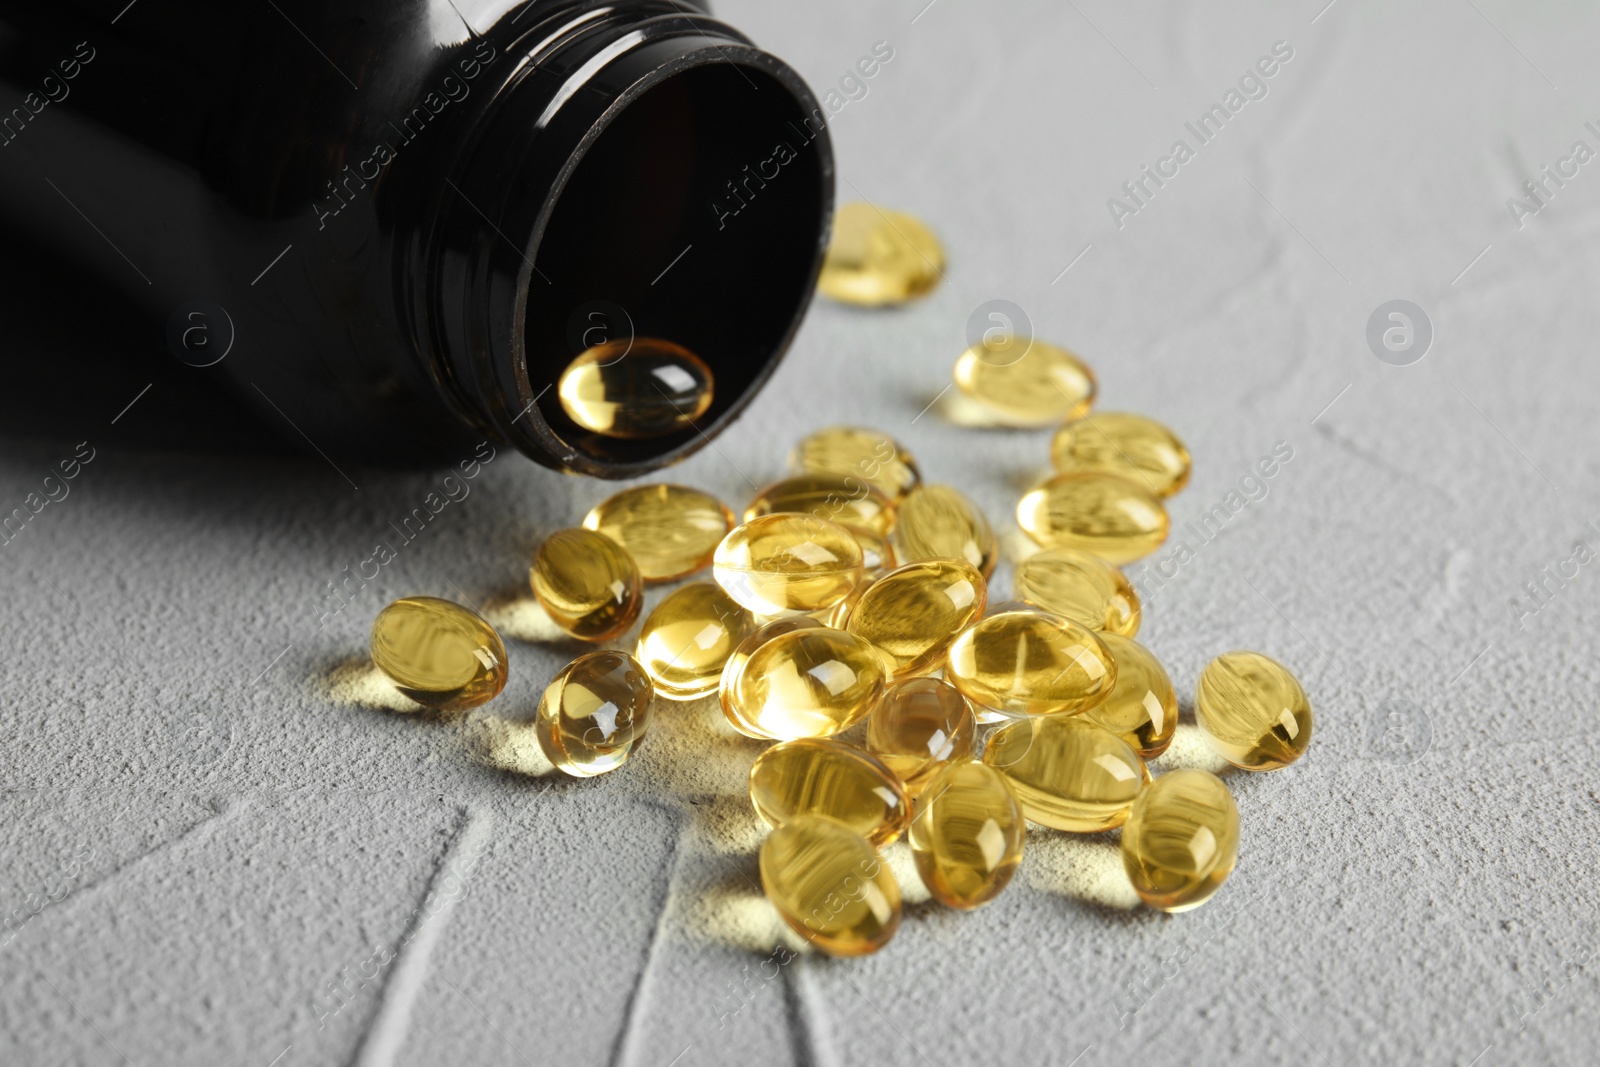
[1082,632,1177,758]
[557,338,713,438]
[536,650,654,777]
[1013,547,1141,637]
[1051,413,1192,497]
[369,597,508,711]
[760,814,902,957]
[846,558,987,679]
[1121,769,1239,912]
[1195,651,1313,770]
[982,716,1150,832]
[749,738,911,848]
[964,600,1034,725]
[582,484,734,583]
[712,514,865,617]
[530,528,644,642]
[744,473,897,540]
[865,678,976,793]
[719,616,825,738]
[731,627,888,740]
[635,582,756,700]
[951,339,1096,427]
[817,201,944,307]
[1016,472,1170,565]
[910,761,1025,909]
[893,484,998,579]
[789,425,921,500]
[945,609,1116,717]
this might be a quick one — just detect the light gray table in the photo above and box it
[4,1,1598,1064]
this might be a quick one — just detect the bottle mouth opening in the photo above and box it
[517,52,830,475]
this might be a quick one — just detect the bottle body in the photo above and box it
[0,0,833,474]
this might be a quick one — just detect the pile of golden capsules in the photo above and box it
[366,204,1314,958]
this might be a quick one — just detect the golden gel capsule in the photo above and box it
[1121,769,1239,912]
[1013,546,1141,636]
[1195,650,1313,770]
[530,528,644,642]
[817,201,943,307]
[557,338,713,438]
[730,627,888,740]
[1082,632,1177,759]
[893,484,998,579]
[743,473,897,538]
[719,616,825,738]
[789,425,921,500]
[865,678,976,792]
[760,814,902,957]
[635,582,756,700]
[846,558,987,679]
[536,650,654,777]
[369,596,508,711]
[749,738,911,848]
[945,609,1116,717]
[1050,412,1192,497]
[951,339,1096,427]
[961,599,1033,725]
[582,484,734,583]
[982,716,1150,832]
[712,514,865,617]
[1016,472,1170,564]
[910,761,1024,909]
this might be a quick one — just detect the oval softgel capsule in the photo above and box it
[846,558,987,679]
[910,761,1024,909]
[1194,650,1313,770]
[982,716,1149,832]
[712,514,865,617]
[558,338,713,438]
[945,608,1116,717]
[1121,769,1239,912]
[583,484,733,583]
[369,596,508,711]
[760,814,903,956]
[1050,412,1191,497]
[535,650,654,777]
[1016,472,1169,564]
[728,627,888,740]
[1081,632,1177,758]
[749,738,911,848]
[531,528,644,642]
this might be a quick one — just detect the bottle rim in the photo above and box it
[422,10,835,478]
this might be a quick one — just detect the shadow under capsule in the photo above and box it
[478,585,597,648]
[1022,827,1146,920]
[459,715,569,782]
[314,654,471,720]
[1148,721,1236,776]
[672,850,796,956]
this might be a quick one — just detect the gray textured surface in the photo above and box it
[5,1,1600,1064]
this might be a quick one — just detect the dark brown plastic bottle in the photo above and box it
[0,0,833,476]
